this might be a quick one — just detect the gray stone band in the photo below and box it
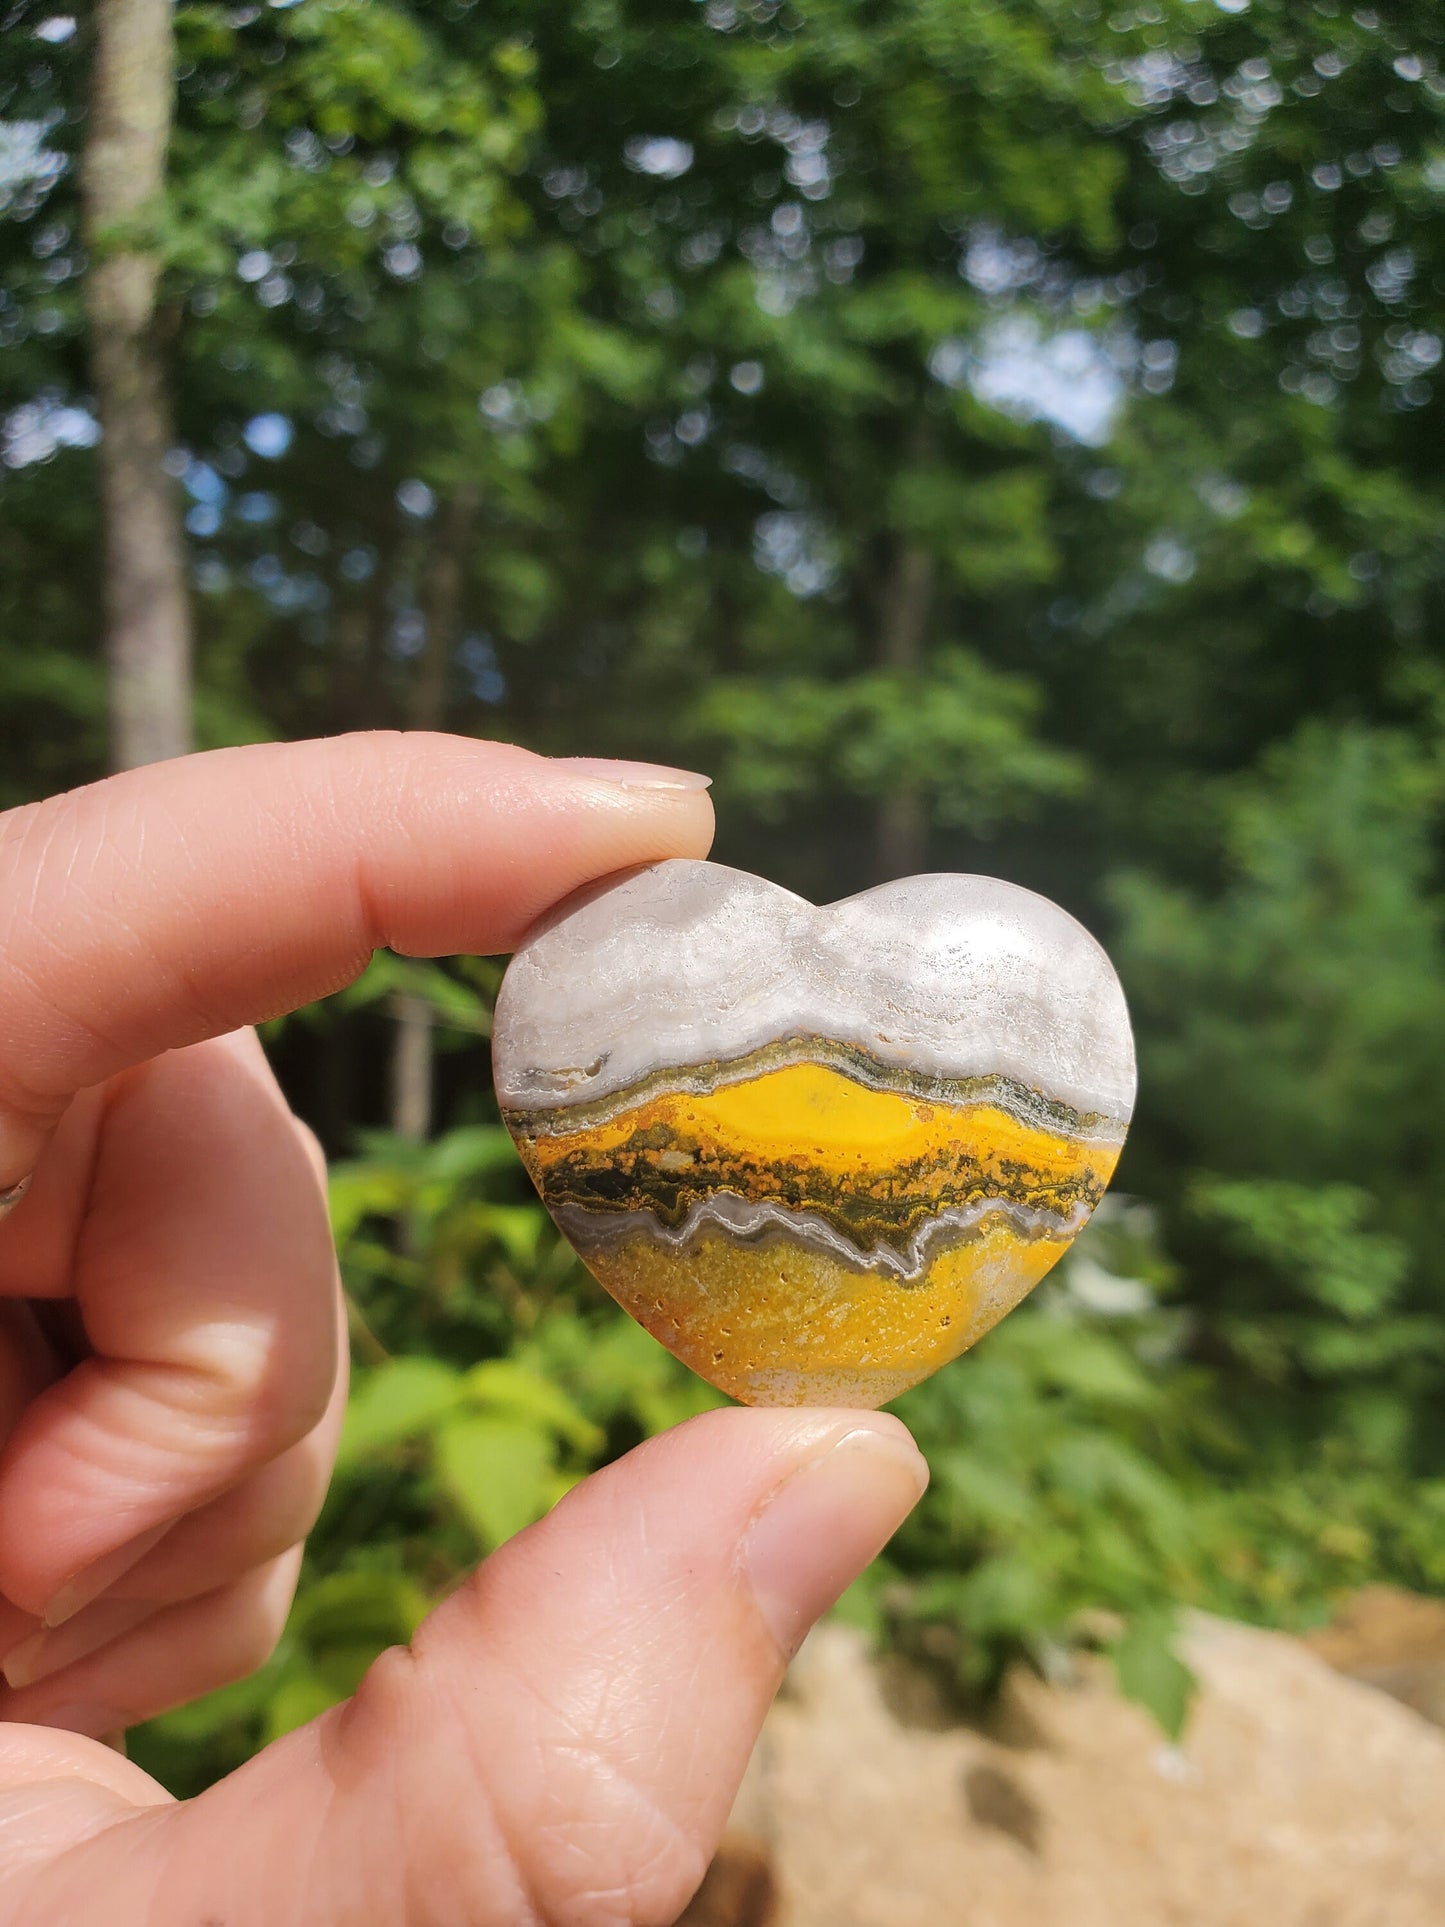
[0,1175,31,1217]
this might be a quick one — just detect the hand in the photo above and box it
[0,734,927,1925]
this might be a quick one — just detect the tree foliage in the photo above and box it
[5,0,1445,1777]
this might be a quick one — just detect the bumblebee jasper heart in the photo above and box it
[493,860,1135,1408]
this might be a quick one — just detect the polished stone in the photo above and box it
[493,860,1135,1408]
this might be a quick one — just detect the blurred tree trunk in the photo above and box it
[83,0,192,771]
[389,994,435,1144]
[390,485,480,1143]
[407,483,479,731]
[874,538,935,881]
[326,523,406,735]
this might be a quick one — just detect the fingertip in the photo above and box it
[319,732,717,956]
[743,1417,928,1661]
[0,1721,171,1806]
[547,757,712,792]
[0,734,717,1150]
[525,754,717,865]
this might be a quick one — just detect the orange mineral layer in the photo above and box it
[593,1216,1076,1407]
[508,1059,1122,1406]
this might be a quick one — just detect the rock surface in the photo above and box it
[683,1615,1445,1927]
[1304,1584,1445,1729]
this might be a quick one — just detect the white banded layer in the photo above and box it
[494,860,1136,1126]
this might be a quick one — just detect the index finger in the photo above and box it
[0,734,713,1188]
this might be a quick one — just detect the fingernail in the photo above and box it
[43,1523,169,1629]
[5,1599,154,1689]
[38,1702,127,1740]
[745,1423,929,1660]
[4,1629,55,1690]
[550,757,712,792]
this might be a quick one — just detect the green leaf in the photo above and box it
[465,1359,605,1455]
[1026,1329,1157,1410]
[263,1667,349,1743]
[328,1157,423,1245]
[426,1126,521,1185]
[337,1358,466,1467]
[434,1414,556,1549]
[287,1570,431,1649]
[468,1203,547,1269]
[334,953,491,1033]
[1109,1612,1196,1741]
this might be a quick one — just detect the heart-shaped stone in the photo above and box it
[493,860,1135,1408]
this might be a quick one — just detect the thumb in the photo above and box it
[2,1408,927,1927]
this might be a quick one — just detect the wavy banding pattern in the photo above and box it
[553,1192,1095,1284]
[506,1034,1124,1144]
[511,1056,1119,1259]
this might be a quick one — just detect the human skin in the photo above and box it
[0,733,927,1926]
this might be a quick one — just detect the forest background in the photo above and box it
[3,0,1445,1792]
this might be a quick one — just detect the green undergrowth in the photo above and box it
[131,1123,1445,1793]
